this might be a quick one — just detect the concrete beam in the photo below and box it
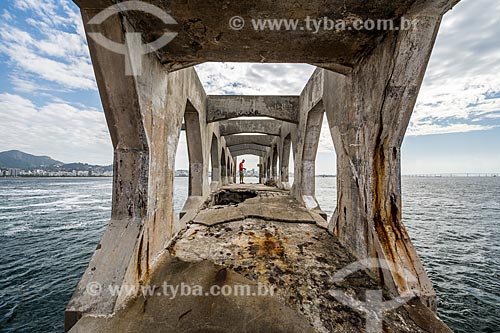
[224,135,274,148]
[73,0,113,8]
[231,149,267,158]
[229,144,269,154]
[219,119,281,136]
[79,0,426,70]
[207,95,299,123]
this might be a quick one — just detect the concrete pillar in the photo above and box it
[325,5,447,310]
[229,159,235,184]
[271,145,278,180]
[65,7,172,330]
[233,162,237,183]
[258,159,263,184]
[184,102,203,197]
[220,149,227,185]
[210,134,220,190]
[66,5,215,329]
[266,156,272,181]
[279,134,292,189]
[299,106,323,207]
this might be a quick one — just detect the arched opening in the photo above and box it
[175,100,205,220]
[314,117,337,220]
[174,129,189,219]
[234,155,259,184]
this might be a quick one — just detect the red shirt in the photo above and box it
[239,161,245,171]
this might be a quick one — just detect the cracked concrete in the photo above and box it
[70,186,451,333]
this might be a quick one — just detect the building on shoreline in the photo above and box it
[0,168,113,177]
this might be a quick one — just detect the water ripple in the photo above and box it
[0,177,498,332]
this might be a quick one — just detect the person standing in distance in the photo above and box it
[239,159,246,184]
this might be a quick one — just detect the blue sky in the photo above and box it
[0,0,499,174]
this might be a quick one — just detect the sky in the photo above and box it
[0,0,499,175]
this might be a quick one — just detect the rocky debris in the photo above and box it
[264,179,277,187]
[194,188,325,227]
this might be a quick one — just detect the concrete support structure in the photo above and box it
[224,135,274,148]
[207,95,299,123]
[68,0,460,331]
[324,3,457,309]
[219,119,282,136]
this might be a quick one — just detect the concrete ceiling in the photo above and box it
[114,0,417,71]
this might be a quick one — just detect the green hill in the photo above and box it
[0,150,113,172]
[0,150,63,170]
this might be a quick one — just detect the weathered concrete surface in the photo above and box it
[228,143,269,154]
[66,7,231,330]
[224,134,275,148]
[69,186,451,333]
[324,1,457,310]
[231,149,267,158]
[193,186,326,227]
[207,95,299,123]
[75,0,424,71]
[219,119,282,136]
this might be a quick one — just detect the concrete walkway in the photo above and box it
[70,185,450,333]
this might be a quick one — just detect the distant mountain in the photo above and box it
[0,150,62,169]
[0,150,112,171]
[58,162,113,172]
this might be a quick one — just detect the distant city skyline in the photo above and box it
[0,0,499,174]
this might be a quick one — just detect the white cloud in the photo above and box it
[195,63,316,95]
[0,0,499,168]
[0,93,112,165]
[0,0,95,91]
[407,123,496,136]
[408,0,500,135]
[2,10,13,21]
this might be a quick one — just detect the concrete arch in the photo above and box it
[232,150,267,158]
[229,144,269,154]
[219,119,281,136]
[224,135,274,148]
[207,95,299,123]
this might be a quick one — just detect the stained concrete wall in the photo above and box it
[323,0,458,310]
[65,8,234,330]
